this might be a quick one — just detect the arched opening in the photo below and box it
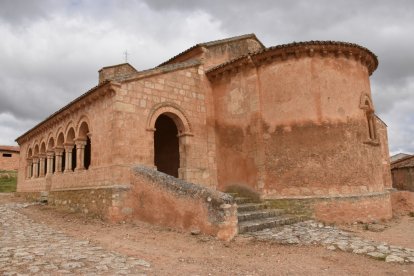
[47,137,55,174]
[71,144,77,171]
[62,151,66,171]
[27,148,33,178]
[154,114,180,177]
[40,142,46,177]
[85,136,91,169]
[56,132,65,172]
[34,144,39,178]
[364,99,377,140]
[66,127,76,172]
[78,121,91,170]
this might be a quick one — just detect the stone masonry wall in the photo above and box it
[119,166,238,241]
[211,51,386,198]
[112,64,218,187]
[376,117,392,188]
[0,150,19,171]
[17,84,117,192]
[267,192,392,223]
[392,167,414,191]
[48,186,129,220]
[212,65,263,192]
[259,55,384,197]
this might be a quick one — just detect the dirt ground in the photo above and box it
[2,194,414,275]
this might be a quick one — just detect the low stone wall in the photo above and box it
[118,166,238,241]
[391,190,414,216]
[48,186,130,219]
[15,191,42,202]
[266,191,392,223]
[19,165,238,241]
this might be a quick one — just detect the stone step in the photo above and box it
[234,197,253,204]
[238,215,305,234]
[237,202,267,212]
[238,209,286,222]
[227,192,238,197]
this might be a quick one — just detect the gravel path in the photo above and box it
[245,220,414,264]
[0,202,151,275]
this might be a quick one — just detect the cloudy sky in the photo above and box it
[0,0,413,154]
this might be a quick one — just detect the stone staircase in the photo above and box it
[228,193,306,234]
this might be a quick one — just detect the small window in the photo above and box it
[2,153,12,157]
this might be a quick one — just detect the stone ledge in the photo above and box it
[263,191,390,201]
[132,165,234,206]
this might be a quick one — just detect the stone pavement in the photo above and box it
[245,220,414,264]
[0,202,151,276]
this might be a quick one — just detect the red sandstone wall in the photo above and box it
[314,193,392,223]
[0,150,19,171]
[113,65,218,187]
[212,66,263,192]
[163,38,263,71]
[258,56,384,197]
[392,167,414,191]
[391,190,414,215]
[99,64,138,83]
[211,53,386,198]
[116,166,238,241]
[376,117,392,188]
[17,87,118,192]
[202,39,263,70]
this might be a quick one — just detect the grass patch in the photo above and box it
[0,170,17,192]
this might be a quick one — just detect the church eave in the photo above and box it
[15,81,120,144]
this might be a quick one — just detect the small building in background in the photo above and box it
[391,154,414,191]
[0,145,20,171]
[390,153,411,163]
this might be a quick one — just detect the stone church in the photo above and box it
[16,34,393,240]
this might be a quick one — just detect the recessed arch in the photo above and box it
[76,115,92,138]
[360,93,374,111]
[64,121,75,137]
[34,144,39,156]
[27,148,33,158]
[77,119,91,170]
[78,121,90,139]
[56,132,65,147]
[154,114,180,177]
[47,136,55,151]
[360,92,377,141]
[147,102,192,136]
[40,141,46,154]
[66,127,76,144]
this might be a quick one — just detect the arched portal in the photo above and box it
[154,114,180,177]
[85,136,91,169]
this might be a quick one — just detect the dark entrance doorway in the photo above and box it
[154,114,180,177]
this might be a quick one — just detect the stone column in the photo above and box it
[46,151,54,176]
[39,155,46,177]
[75,139,87,171]
[54,147,64,173]
[26,158,33,178]
[64,143,74,173]
[32,157,39,178]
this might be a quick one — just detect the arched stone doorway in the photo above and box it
[154,114,180,177]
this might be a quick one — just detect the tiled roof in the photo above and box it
[158,33,264,67]
[391,153,412,163]
[207,40,378,75]
[0,145,20,153]
[391,155,414,169]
